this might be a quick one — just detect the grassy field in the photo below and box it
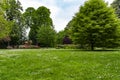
[0,49,120,80]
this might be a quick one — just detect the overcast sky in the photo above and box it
[19,0,114,32]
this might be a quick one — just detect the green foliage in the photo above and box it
[0,0,9,12]
[56,29,72,45]
[0,49,120,79]
[5,0,23,21]
[65,19,74,35]
[25,6,53,45]
[0,1,12,39]
[70,0,120,50]
[37,25,56,47]
[0,15,12,39]
[35,6,53,27]
[23,7,37,44]
[56,30,66,44]
[23,7,36,28]
[3,0,26,45]
[111,0,120,18]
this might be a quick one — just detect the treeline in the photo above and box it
[0,0,120,50]
[58,0,120,50]
[0,0,56,48]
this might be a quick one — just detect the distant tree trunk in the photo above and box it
[90,39,94,51]
[8,41,10,46]
[91,43,94,51]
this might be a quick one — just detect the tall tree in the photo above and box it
[4,0,25,46]
[71,0,120,50]
[111,0,120,18]
[23,7,36,44]
[29,6,53,45]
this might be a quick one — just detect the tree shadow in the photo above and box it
[80,49,120,52]
[69,48,120,52]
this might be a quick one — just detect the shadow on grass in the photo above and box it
[78,49,120,52]
[54,47,120,52]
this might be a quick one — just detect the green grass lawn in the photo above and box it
[0,49,120,80]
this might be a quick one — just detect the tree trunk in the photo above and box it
[91,43,94,51]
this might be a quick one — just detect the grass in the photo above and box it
[0,49,120,80]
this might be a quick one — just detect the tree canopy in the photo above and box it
[70,0,120,50]
[25,6,54,45]
[1,0,120,49]
[37,25,56,47]
[3,0,26,46]
[0,15,12,39]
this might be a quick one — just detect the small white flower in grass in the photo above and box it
[53,56,58,60]
[97,76,102,79]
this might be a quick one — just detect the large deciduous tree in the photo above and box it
[23,7,37,44]
[71,0,120,50]
[28,6,53,45]
[4,0,25,46]
[24,6,54,45]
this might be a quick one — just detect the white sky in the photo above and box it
[19,0,114,32]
